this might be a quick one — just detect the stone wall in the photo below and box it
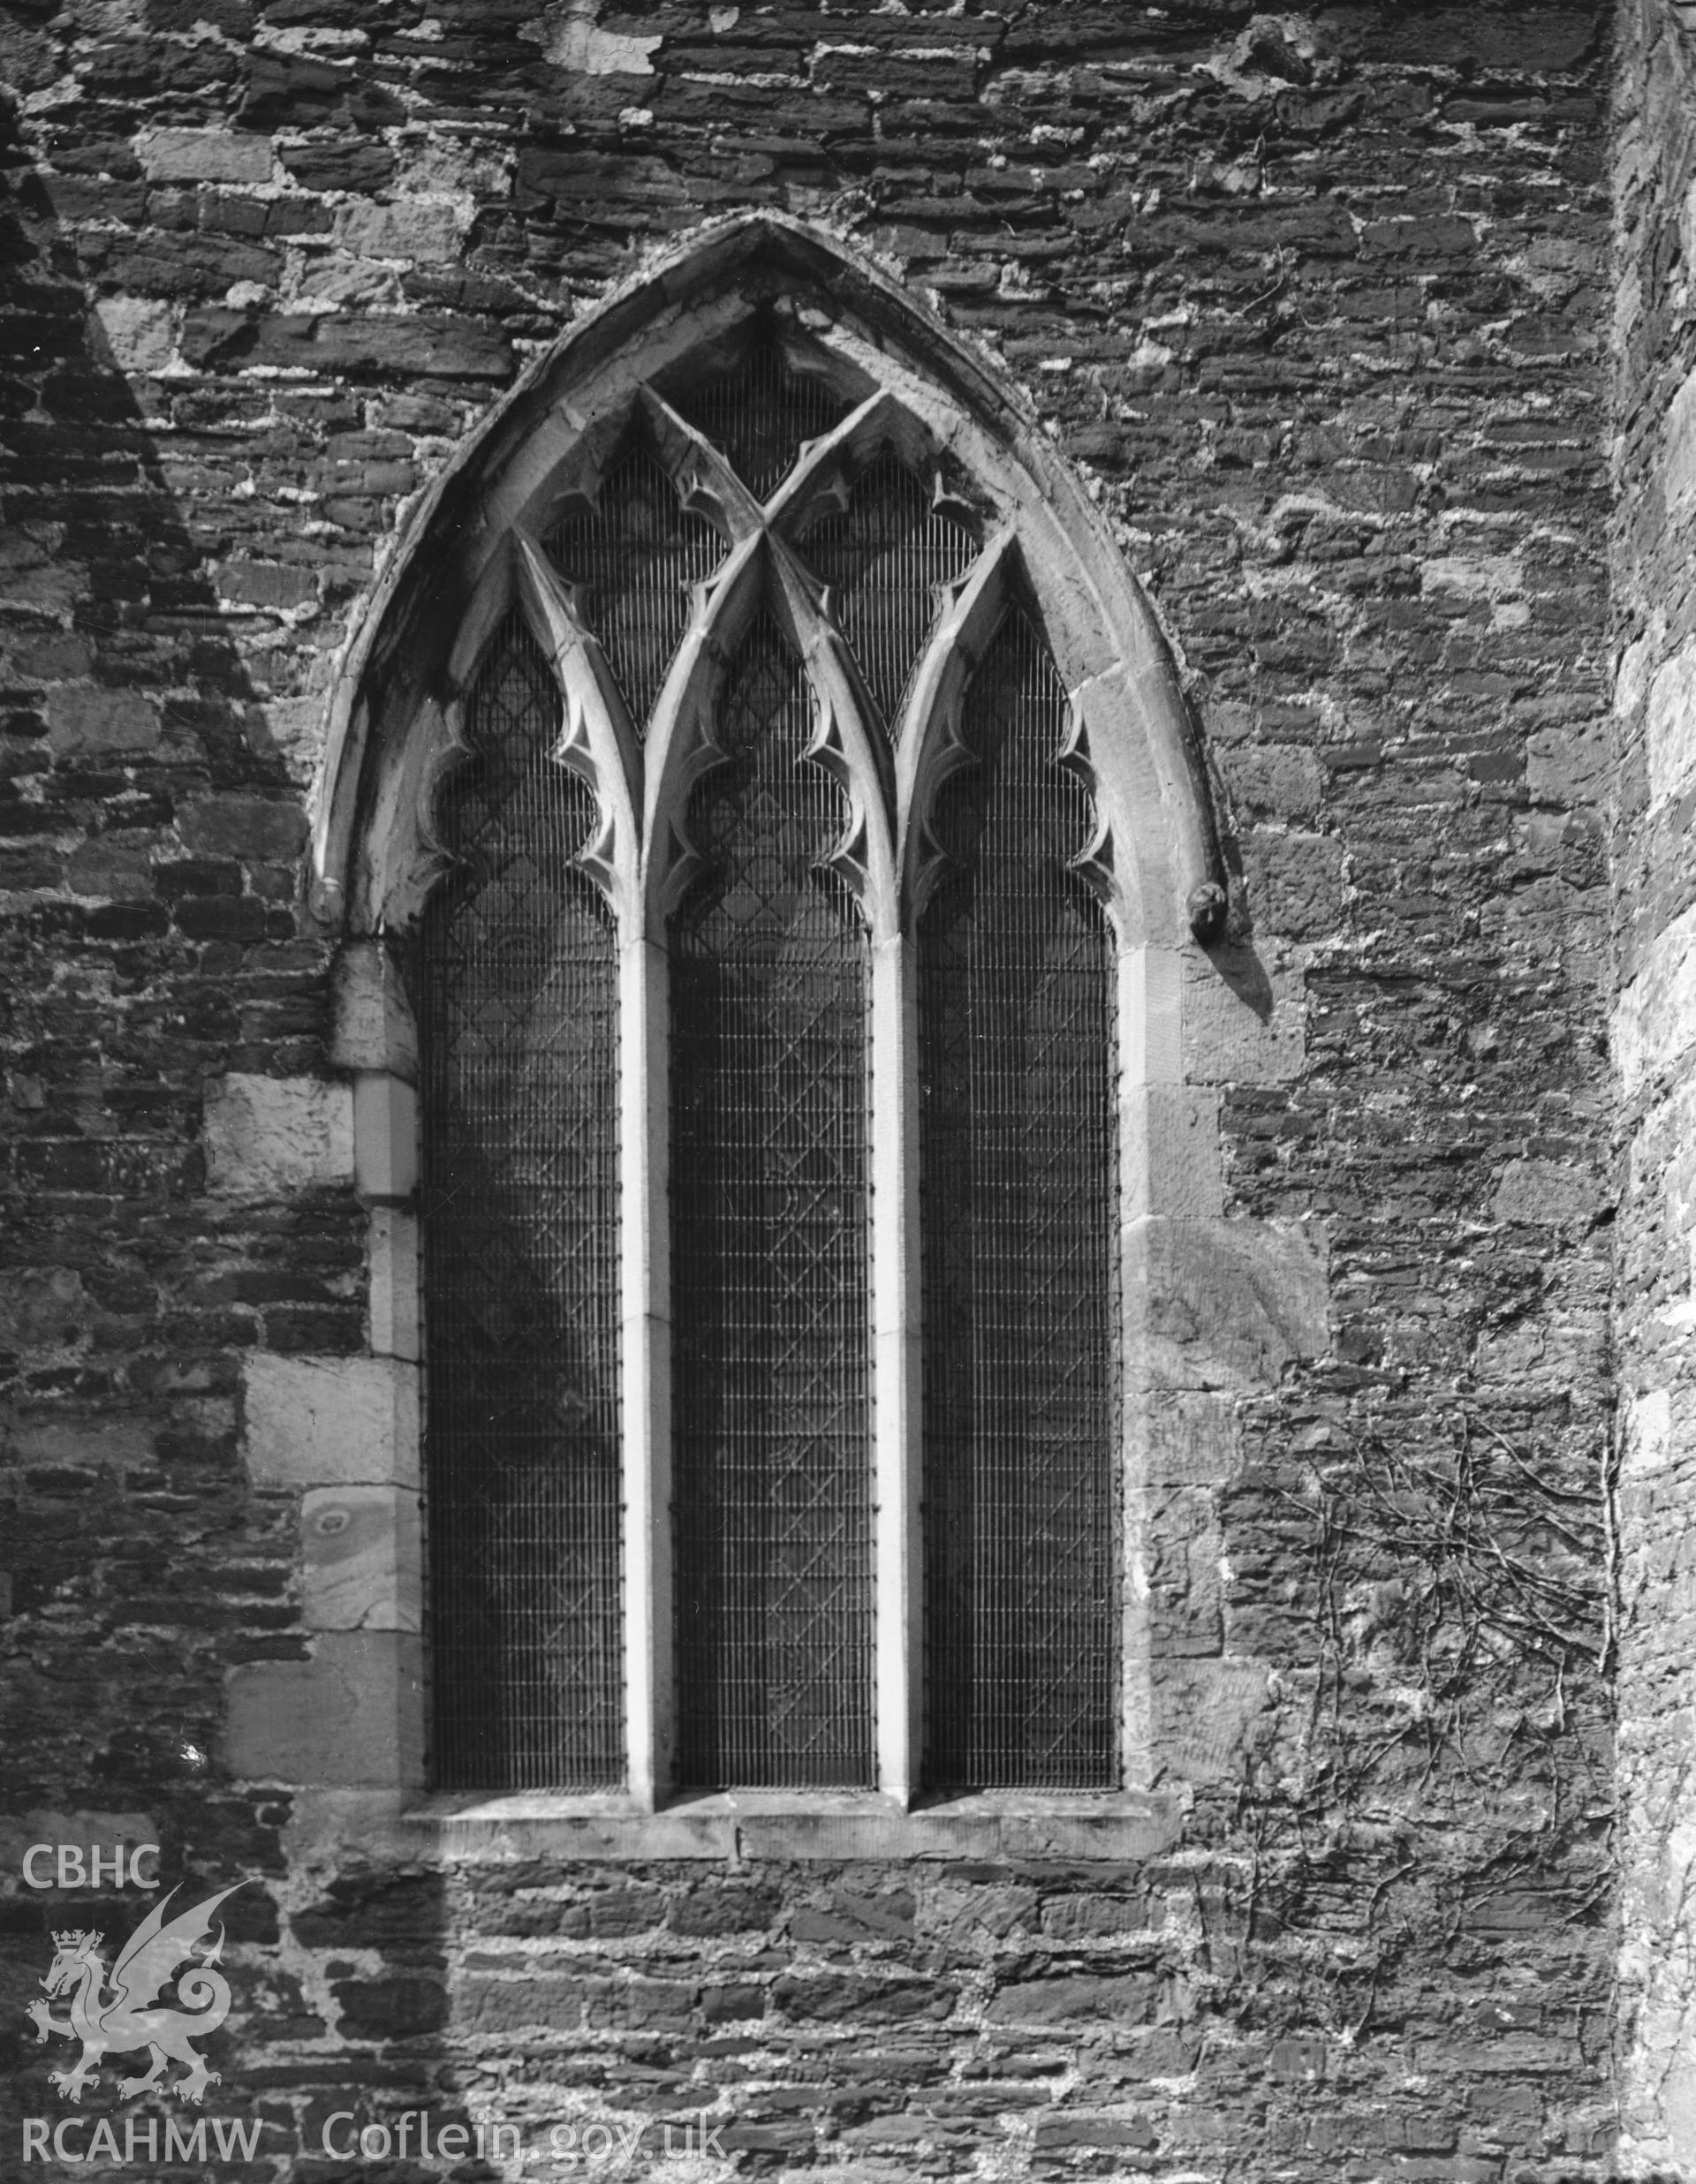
[1612,0,1696,2170]
[0,3,1624,2177]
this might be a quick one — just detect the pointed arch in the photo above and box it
[320,212,1252,1813]
[312,212,1225,952]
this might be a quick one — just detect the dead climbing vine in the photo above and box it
[1217,1405,1613,2042]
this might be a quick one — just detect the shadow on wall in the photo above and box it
[0,94,459,2167]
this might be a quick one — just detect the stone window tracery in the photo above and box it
[310,220,1236,1829]
[405,324,1128,1800]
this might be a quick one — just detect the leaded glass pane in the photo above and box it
[919,604,1119,1792]
[670,610,875,1788]
[799,450,980,734]
[547,433,723,735]
[415,611,624,1790]
[672,334,849,502]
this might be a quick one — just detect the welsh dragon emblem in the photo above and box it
[26,1885,241,2105]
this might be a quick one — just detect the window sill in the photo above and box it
[398,1788,1182,1863]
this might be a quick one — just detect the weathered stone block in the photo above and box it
[526,4,660,72]
[330,940,418,1077]
[1665,359,1696,522]
[584,1976,696,2029]
[1622,1387,1683,1482]
[64,839,153,900]
[0,848,60,891]
[251,694,324,785]
[367,1210,420,1362]
[1221,743,1324,821]
[1135,1390,1243,1487]
[1420,549,1521,598]
[47,686,160,758]
[1098,2029,1200,2082]
[987,1972,1157,2025]
[292,1874,443,1948]
[457,1973,589,2035]
[93,297,177,376]
[181,795,309,862]
[1527,714,1610,806]
[1493,1157,1606,1227]
[10,1419,153,1472]
[1243,828,1346,940]
[1473,1306,1608,1393]
[182,309,513,380]
[204,1073,353,1196]
[668,1883,778,1935]
[223,1633,423,1786]
[1040,1892,1150,1939]
[431,1809,734,1861]
[302,1485,420,1632]
[218,560,317,611]
[1268,2035,1327,2082]
[582,1884,664,1938]
[1628,1076,1696,1234]
[1182,944,1306,1084]
[1152,1659,1274,1784]
[280,141,395,192]
[1619,1983,1696,2173]
[1123,1086,1223,1220]
[1033,2112,1158,2150]
[1000,1807,1182,1860]
[1127,1216,1329,1390]
[135,127,274,184]
[0,1266,87,1354]
[331,1975,448,2039]
[335,200,463,263]
[245,1352,420,1489]
[353,1075,418,1204]
[1647,635,1696,805]
[772,1973,949,2023]
[1616,900,1696,1093]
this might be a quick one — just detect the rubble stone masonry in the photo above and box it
[0,0,1646,2176]
[1614,0,1696,2171]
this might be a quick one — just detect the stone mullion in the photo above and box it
[619,928,671,1809]
[870,927,923,1803]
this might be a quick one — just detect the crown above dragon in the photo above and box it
[50,1930,102,1950]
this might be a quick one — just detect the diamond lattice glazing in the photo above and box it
[669,612,875,1789]
[414,612,625,1790]
[918,604,1120,1791]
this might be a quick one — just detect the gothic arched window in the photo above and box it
[317,223,1228,1812]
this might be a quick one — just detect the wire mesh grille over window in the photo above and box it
[670,610,875,1788]
[415,612,624,1790]
[919,606,1119,1792]
[547,434,723,734]
[799,450,980,735]
[673,336,849,502]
